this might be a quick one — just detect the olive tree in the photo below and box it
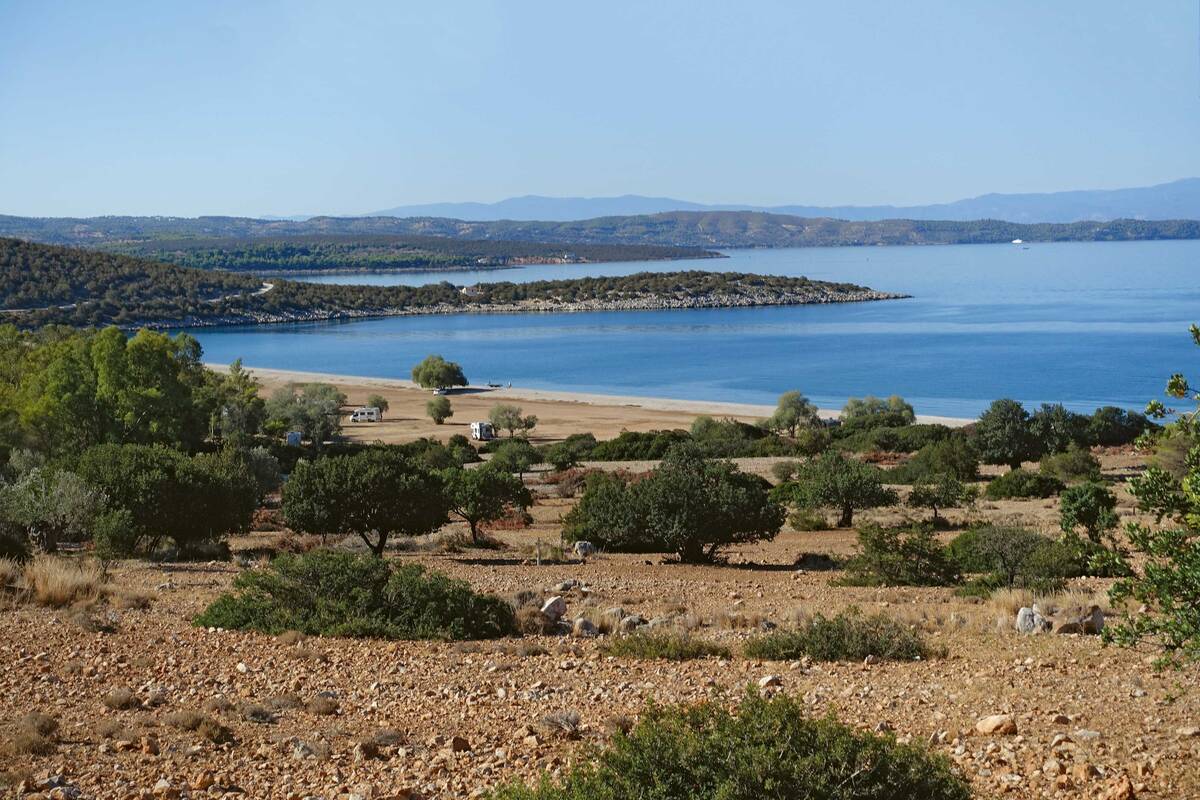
[282,448,448,556]
[563,443,784,563]
[442,464,532,544]
[411,355,468,389]
[907,473,975,523]
[265,383,346,446]
[766,390,819,437]
[974,398,1041,471]
[775,451,898,527]
[489,404,537,438]
[366,394,390,418]
[426,396,452,425]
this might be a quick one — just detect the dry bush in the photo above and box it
[19,713,59,737]
[510,590,540,609]
[196,718,235,744]
[202,696,233,714]
[285,645,328,663]
[499,640,549,658]
[108,589,152,610]
[486,506,534,531]
[240,704,277,724]
[3,729,55,756]
[306,696,339,716]
[516,606,558,635]
[102,687,139,711]
[717,608,766,630]
[95,719,131,740]
[0,558,21,590]
[451,641,484,655]
[537,710,582,739]
[266,693,302,711]
[276,630,306,646]
[577,606,621,635]
[368,728,405,747]
[988,588,1035,617]
[68,609,115,634]
[164,710,207,730]
[676,613,704,631]
[24,556,104,608]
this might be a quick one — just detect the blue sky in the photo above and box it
[1,1,1198,217]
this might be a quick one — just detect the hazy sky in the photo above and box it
[1,1,1198,217]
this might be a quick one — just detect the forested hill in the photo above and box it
[0,238,902,330]
[2,211,1198,250]
[106,235,718,273]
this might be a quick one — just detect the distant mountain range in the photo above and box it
[364,178,1200,223]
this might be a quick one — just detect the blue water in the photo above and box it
[189,240,1200,418]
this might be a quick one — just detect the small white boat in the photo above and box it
[1011,239,1024,245]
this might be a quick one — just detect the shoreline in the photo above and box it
[210,363,974,427]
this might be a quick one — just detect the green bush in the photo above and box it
[888,437,979,484]
[984,468,1064,499]
[76,444,256,555]
[587,429,692,461]
[842,524,960,587]
[947,526,1079,591]
[837,424,950,454]
[787,508,827,531]
[600,632,730,661]
[1039,444,1101,483]
[563,444,783,563]
[542,433,598,471]
[194,551,516,640]
[488,692,970,800]
[744,612,930,662]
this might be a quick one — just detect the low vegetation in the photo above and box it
[744,612,930,662]
[488,693,971,800]
[984,468,1064,499]
[600,632,731,661]
[194,551,516,640]
[841,525,960,587]
[563,443,783,563]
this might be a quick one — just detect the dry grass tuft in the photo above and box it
[266,693,302,711]
[368,728,405,747]
[23,556,105,608]
[196,718,235,744]
[0,557,21,590]
[603,714,635,737]
[3,729,55,756]
[241,704,277,724]
[717,608,766,630]
[306,696,339,716]
[95,719,133,740]
[108,589,152,610]
[276,630,306,646]
[164,710,208,730]
[202,696,234,715]
[102,687,139,711]
[515,605,558,635]
[19,713,59,737]
[537,710,582,739]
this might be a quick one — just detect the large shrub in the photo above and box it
[588,429,691,461]
[488,692,970,800]
[563,444,783,563]
[76,444,255,555]
[744,612,929,662]
[984,468,1064,499]
[975,398,1041,470]
[773,451,897,527]
[1059,481,1118,543]
[837,424,950,455]
[889,436,979,484]
[1087,406,1152,447]
[282,447,448,556]
[1039,444,1101,483]
[948,526,1081,591]
[195,550,515,640]
[842,525,959,587]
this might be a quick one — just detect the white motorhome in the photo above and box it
[350,406,381,423]
[470,421,496,441]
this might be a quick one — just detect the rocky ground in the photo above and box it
[2,450,1198,800]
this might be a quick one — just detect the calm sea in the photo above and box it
[186,240,1200,419]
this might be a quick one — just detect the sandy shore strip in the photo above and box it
[209,364,973,429]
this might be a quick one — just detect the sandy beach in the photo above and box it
[209,364,972,445]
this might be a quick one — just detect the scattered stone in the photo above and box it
[1074,728,1102,741]
[449,735,471,752]
[757,674,783,688]
[571,541,596,558]
[618,614,646,632]
[572,618,598,638]
[975,714,1017,735]
[1015,607,1051,634]
[1100,775,1137,800]
[540,596,567,621]
[1176,726,1200,738]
